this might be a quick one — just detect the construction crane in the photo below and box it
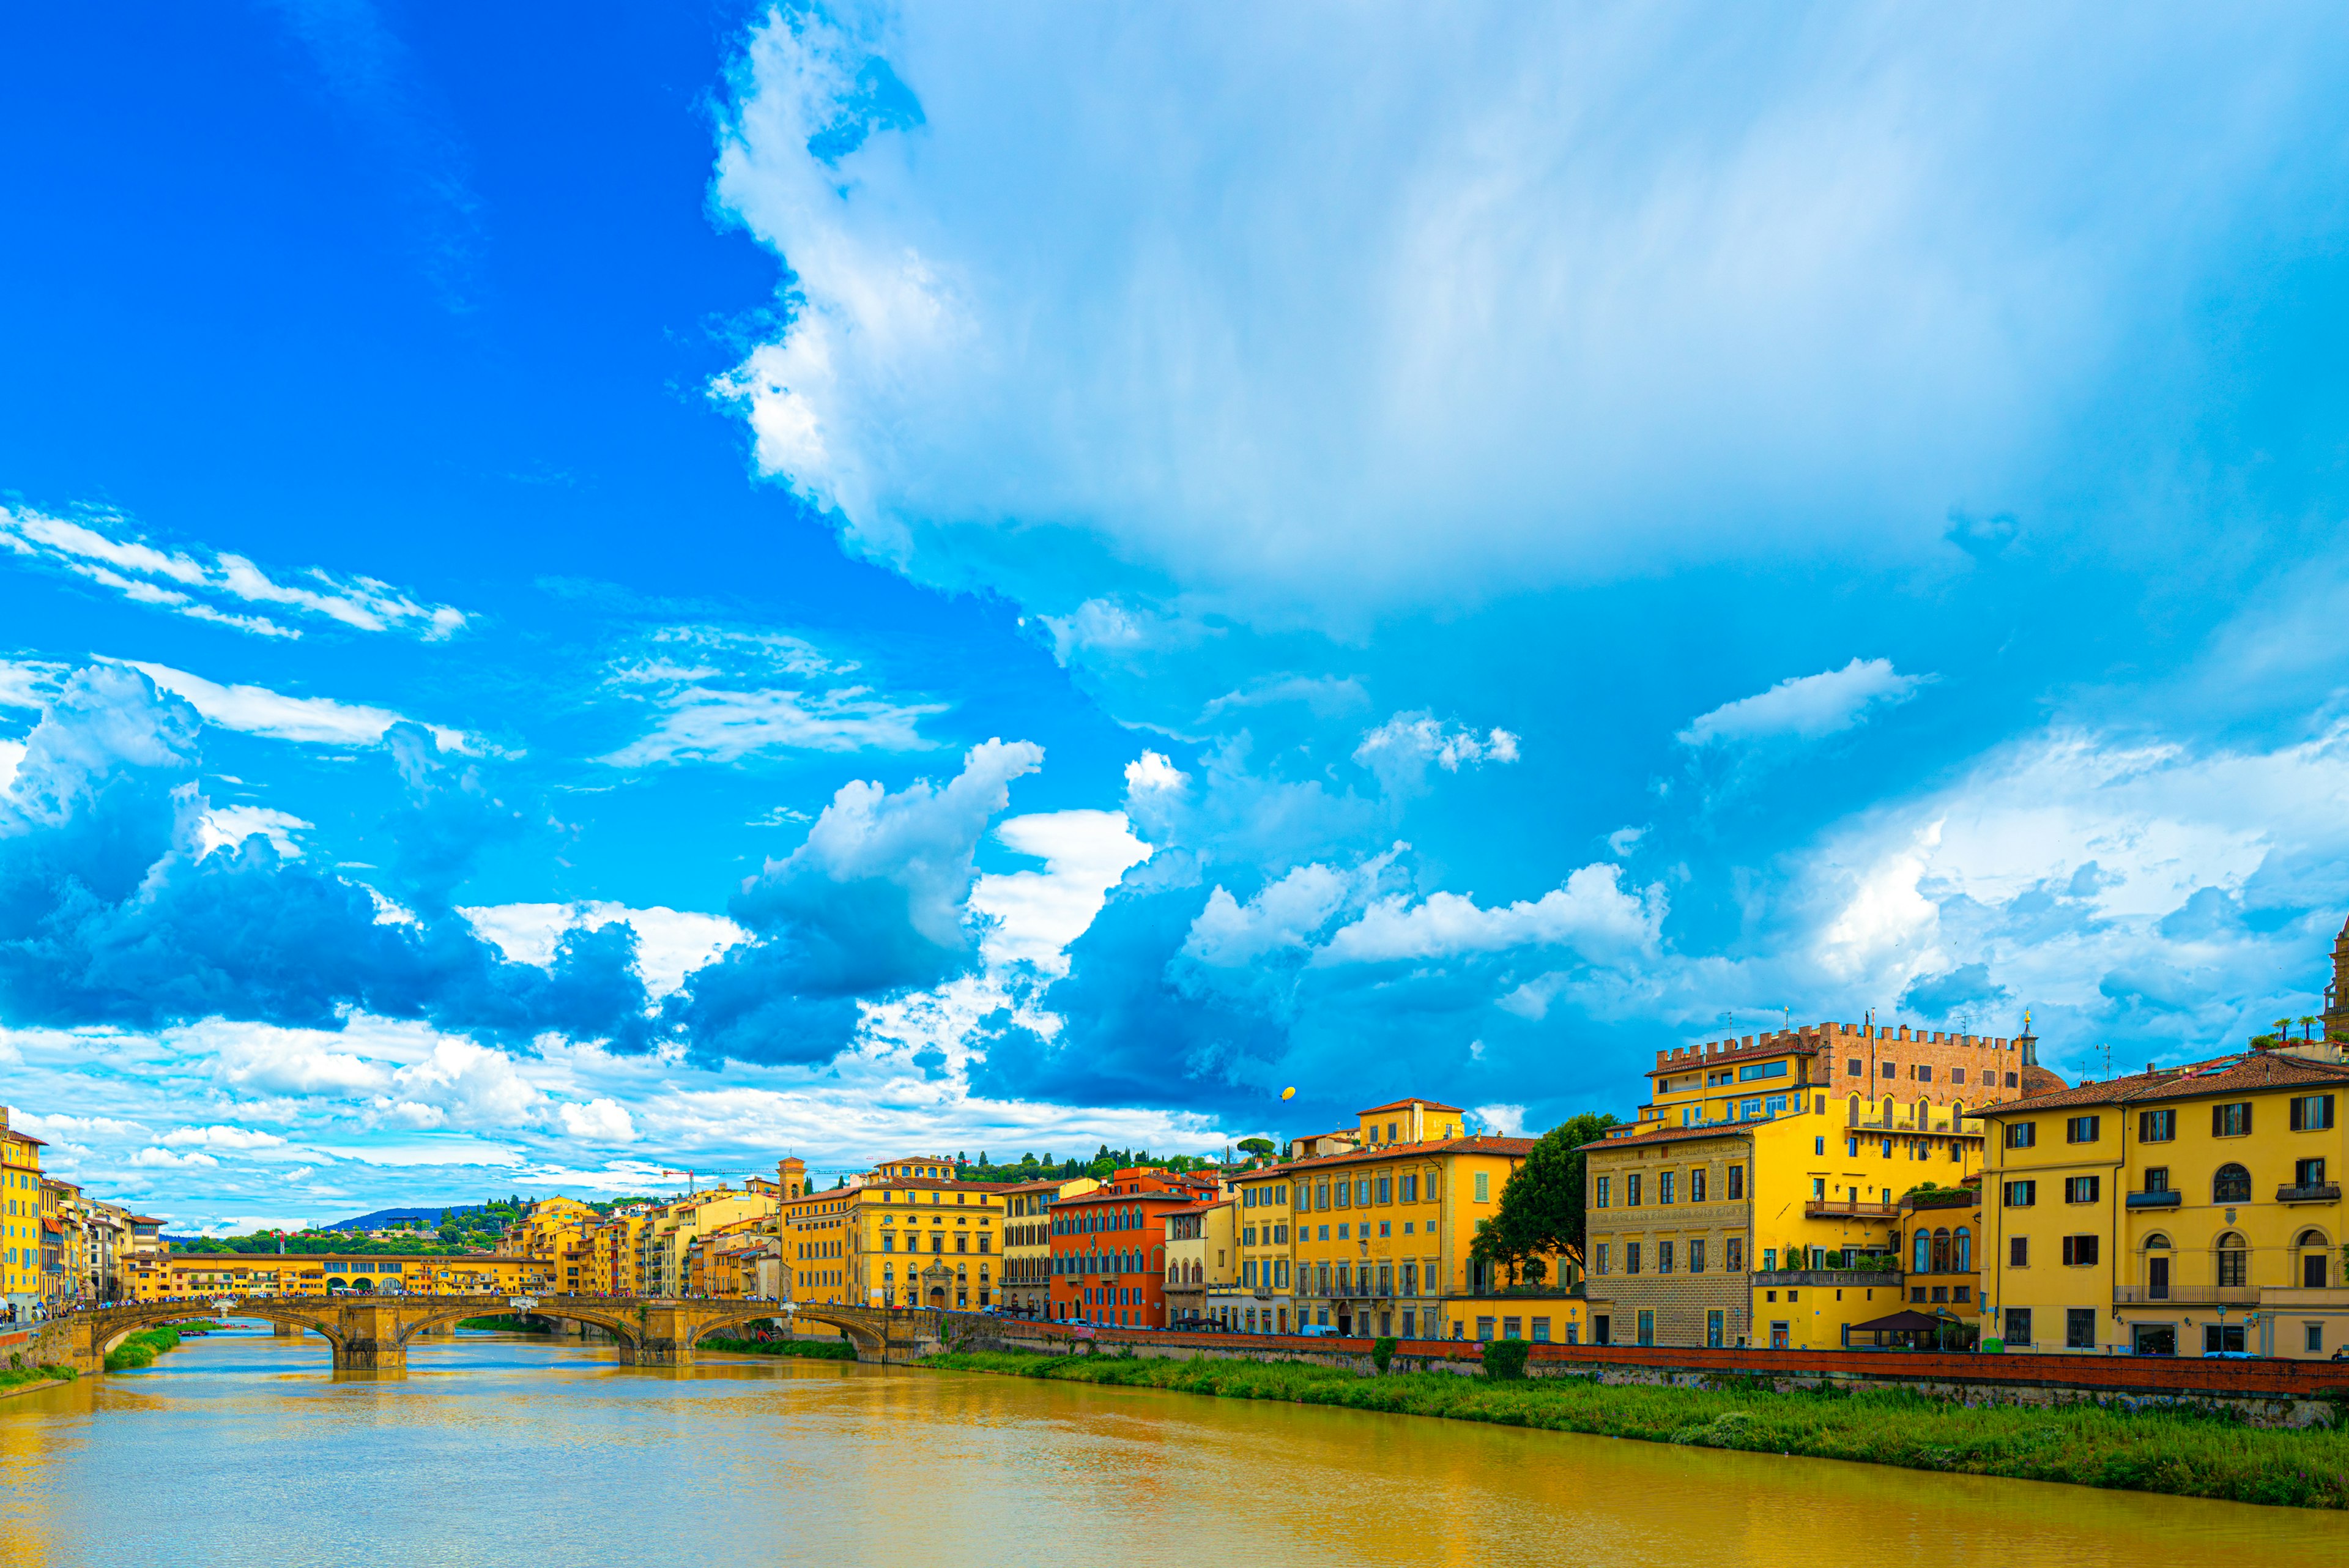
[660,1167,696,1194]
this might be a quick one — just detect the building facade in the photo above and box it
[2,1106,45,1320]
[999,1175,1099,1317]
[1162,1198,1234,1329]
[1048,1169,1193,1327]
[1978,1047,2349,1357]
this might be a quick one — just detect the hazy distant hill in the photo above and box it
[324,1204,488,1232]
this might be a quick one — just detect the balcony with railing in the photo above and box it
[2278,1183,2342,1205]
[2124,1189,2181,1208]
[2113,1285,2257,1306]
[1804,1198,1900,1220]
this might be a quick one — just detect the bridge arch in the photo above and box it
[677,1302,864,1352]
[390,1299,643,1353]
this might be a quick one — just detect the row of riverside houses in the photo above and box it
[1,1106,168,1322]
[1583,923,2349,1359]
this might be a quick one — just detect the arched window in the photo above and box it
[1912,1229,1931,1273]
[1847,1094,1861,1126]
[1932,1228,1952,1273]
[1882,1097,1895,1124]
[1916,1098,1930,1128]
[2213,1164,2252,1203]
[2215,1232,2248,1288]
[1953,1227,1971,1273]
[2299,1228,2328,1247]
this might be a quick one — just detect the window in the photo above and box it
[1531,1317,1551,1343]
[2212,1102,2251,1138]
[1689,1170,1706,1203]
[2003,1180,2036,1208]
[1814,1137,1825,1156]
[2291,1094,2336,1132]
[2065,1115,2100,1144]
[1847,1058,1863,1077]
[1847,1137,1859,1157]
[1659,1172,1677,1204]
[1762,1249,1776,1271]
[2064,1175,2099,1204]
[2216,1233,2247,1288]
[1812,1177,1827,1200]
[2308,1322,2326,1354]
[1625,1174,1642,1207]
[1595,1244,1610,1276]
[2143,1166,2170,1194]
[2003,1308,2032,1346]
[1335,1181,1349,1209]
[1725,1238,1743,1272]
[1882,1061,1898,1079]
[1726,1165,1745,1200]
[1952,1068,1966,1085]
[2204,1323,2246,1354]
[2066,1308,2096,1349]
[2005,1122,2037,1149]
[2297,1157,2329,1190]
[1658,1241,1675,1274]
[1378,1176,1392,1205]
[2005,1072,2019,1088]
[2061,1235,2099,1266]
[1953,1226,1972,1271]
[1737,1060,1788,1081]
[2139,1108,2175,1143]
[1707,1309,1725,1347]
[1401,1174,1418,1202]
[2009,1236,2029,1267]
[2213,1164,2252,1203]
[1594,1176,1611,1209]
[1472,1172,1490,1203]
[1625,1243,1642,1276]
[1689,1238,1706,1273]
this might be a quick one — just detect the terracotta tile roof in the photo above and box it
[1590,1122,1754,1150]
[1986,1050,2349,1114]
[1356,1098,1465,1115]
[1282,1135,1535,1174]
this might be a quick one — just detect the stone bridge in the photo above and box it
[63,1295,957,1375]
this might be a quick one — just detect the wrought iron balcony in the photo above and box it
[2124,1190,2181,1208]
[2278,1183,2342,1205]
[1803,1199,1899,1219]
[2113,1285,2257,1306]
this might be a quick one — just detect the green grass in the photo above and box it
[455,1315,555,1332]
[921,1348,2349,1510]
[103,1324,182,1373]
[700,1335,858,1361]
[0,1363,78,1392]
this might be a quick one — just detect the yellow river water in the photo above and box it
[3,1323,2345,1566]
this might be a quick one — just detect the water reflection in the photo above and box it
[1,1320,2343,1568]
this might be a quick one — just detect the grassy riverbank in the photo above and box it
[700,1335,858,1361]
[922,1349,2349,1510]
[456,1315,554,1332]
[0,1363,78,1394]
[104,1325,182,1373]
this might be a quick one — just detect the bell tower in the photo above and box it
[2325,916,2349,1043]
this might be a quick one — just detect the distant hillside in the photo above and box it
[324,1204,489,1232]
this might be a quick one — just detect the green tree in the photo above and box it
[1236,1137,1275,1159]
[1473,1112,1619,1284]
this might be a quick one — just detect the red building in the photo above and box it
[1048,1167,1201,1328]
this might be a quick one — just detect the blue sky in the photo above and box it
[9,2,2349,1230]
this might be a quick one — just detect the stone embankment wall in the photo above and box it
[952,1321,2349,1428]
[1,1318,100,1379]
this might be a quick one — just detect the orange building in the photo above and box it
[1047,1168,1198,1328]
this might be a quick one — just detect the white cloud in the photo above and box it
[600,685,944,765]
[160,1125,290,1151]
[1471,1102,1526,1136]
[1183,863,1359,967]
[378,1038,547,1131]
[558,1098,639,1143]
[1353,712,1520,795]
[708,6,2325,622]
[1317,863,1664,965]
[1124,751,1188,798]
[0,740,21,793]
[970,810,1152,975]
[1678,658,1929,748]
[119,660,478,752]
[0,505,467,639]
[457,902,751,999]
[129,1146,220,1169]
[197,805,312,860]
[207,1023,394,1097]
[0,659,68,710]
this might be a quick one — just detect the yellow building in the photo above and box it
[156,1252,551,1298]
[787,1174,1004,1313]
[1283,1098,1567,1342]
[639,1189,775,1298]
[1978,1047,2349,1358]
[1000,1175,1099,1316]
[1164,1197,1235,1329]
[2,1105,45,1320]
[1230,1167,1295,1334]
[1586,1022,2051,1348]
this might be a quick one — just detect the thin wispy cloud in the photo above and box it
[1678,658,1931,748]
[0,505,468,640]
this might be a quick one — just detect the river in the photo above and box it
[3,1321,2345,1566]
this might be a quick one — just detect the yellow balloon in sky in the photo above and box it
[1280,1086,1296,1099]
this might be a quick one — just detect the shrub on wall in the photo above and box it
[1482,1339,1532,1380]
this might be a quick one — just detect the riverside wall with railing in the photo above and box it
[949,1317,2349,1427]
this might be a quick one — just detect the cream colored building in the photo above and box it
[1000,1175,1099,1315]
[1163,1197,1234,1329]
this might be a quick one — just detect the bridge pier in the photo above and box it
[273,1320,299,1338]
[333,1304,408,1373]
[621,1307,692,1365]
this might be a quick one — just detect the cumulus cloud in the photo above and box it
[197,805,312,860]
[558,1097,638,1143]
[664,738,1044,1065]
[1353,712,1520,795]
[459,902,749,999]
[1678,658,1929,748]
[1317,863,1665,965]
[0,505,467,639]
[969,811,1152,975]
[709,5,2343,623]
